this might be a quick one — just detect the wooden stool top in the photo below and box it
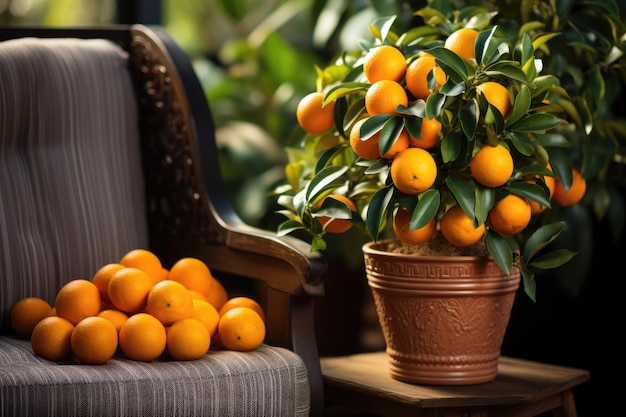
[322,352,590,417]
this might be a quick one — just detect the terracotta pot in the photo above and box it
[363,239,520,385]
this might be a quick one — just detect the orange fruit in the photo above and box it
[145,280,194,326]
[390,147,437,194]
[10,297,53,338]
[205,278,229,311]
[188,290,207,301]
[167,257,214,300]
[55,279,101,325]
[118,312,167,361]
[365,79,408,116]
[166,318,211,361]
[409,117,442,149]
[97,309,129,333]
[476,81,511,119]
[71,316,118,364]
[107,267,153,313]
[219,296,266,322]
[296,91,336,135]
[553,168,586,206]
[469,144,514,188]
[119,248,163,286]
[192,298,220,337]
[92,263,125,304]
[349,118,381,160]
[392,207,437,245]
[218,307,266,352]
[488,194,532,236]
[317,194,357,234]
[444,28,479,60]
[440,205,485,247]
[363,45,407,83]
[405,55,446,100]
[30,316,75,361]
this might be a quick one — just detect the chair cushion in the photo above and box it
[0,37,149,333]
[0,336,310,416]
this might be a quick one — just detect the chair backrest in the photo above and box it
[0,25,327,416]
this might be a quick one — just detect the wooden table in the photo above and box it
[321,352,590,417]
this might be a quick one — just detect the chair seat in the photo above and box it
[0,336,310,417]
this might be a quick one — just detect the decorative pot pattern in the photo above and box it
[363,240,520,385]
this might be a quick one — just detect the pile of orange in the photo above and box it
[294,27,588,249]
[10,249,266,365]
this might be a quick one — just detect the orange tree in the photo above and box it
[272,3,609,302]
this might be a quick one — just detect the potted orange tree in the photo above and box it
[273,1,621,385]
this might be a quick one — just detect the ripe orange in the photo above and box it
[553,168,586,206]
[392,207,437,245]
[409,117,442,149]
[119,248,163,286]
[390,147,438,194]
[167,257,214,300]
[444,28,479,60]
[71,316,118,364]
[365,79,408,116]
[219,296,266,322]
[166,318,211,361]
[405,55,446,100]
[317,194,357,234]
[10,297,53,338]
[363,45,407,83]
[30,316,75,361]
[205,278,229,311]
[469,144,514,188]
[55,279,101,325]
[118,312,166,362]
[476,81,511,119]
[97,309,129,333]
[488,194,532,236]
[296,91,336,135]
[192,298,220,337]
[145,280,194,326]
[92,263,125,304]
[349,118,381,160]
[218,307,266,352]
[107,267,153,313]
[440,205,485,247]
[188,290,207,301]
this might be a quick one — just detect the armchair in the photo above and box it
[0,25,326,416]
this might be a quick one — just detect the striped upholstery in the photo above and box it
[0,37,310,416]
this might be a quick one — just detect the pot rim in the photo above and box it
[362,239,494,262]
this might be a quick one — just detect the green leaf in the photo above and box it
[404,116,423,140]
[311,236,327,252]
[507,84,531,126]
[486,229,513,275]
[475,185,495,225]
[446,176,476,219]
[324,82,370,104]
[521,268,536,302]
[305,165,348,201]
[369,15,397,42]
[366,186,394,241]
[508,113,562,132]
[361,114,393,139]
[459,99,478,140]
[410,189,440,229]
[528,249,577,270]
[521,221,564,262]
[440,130,463,163]
[425,93,446,119]
[475,26,496,65]
[426,46,469,82]
[277,219,306,236]
[507,181,550,207]
[379,117,404,156]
